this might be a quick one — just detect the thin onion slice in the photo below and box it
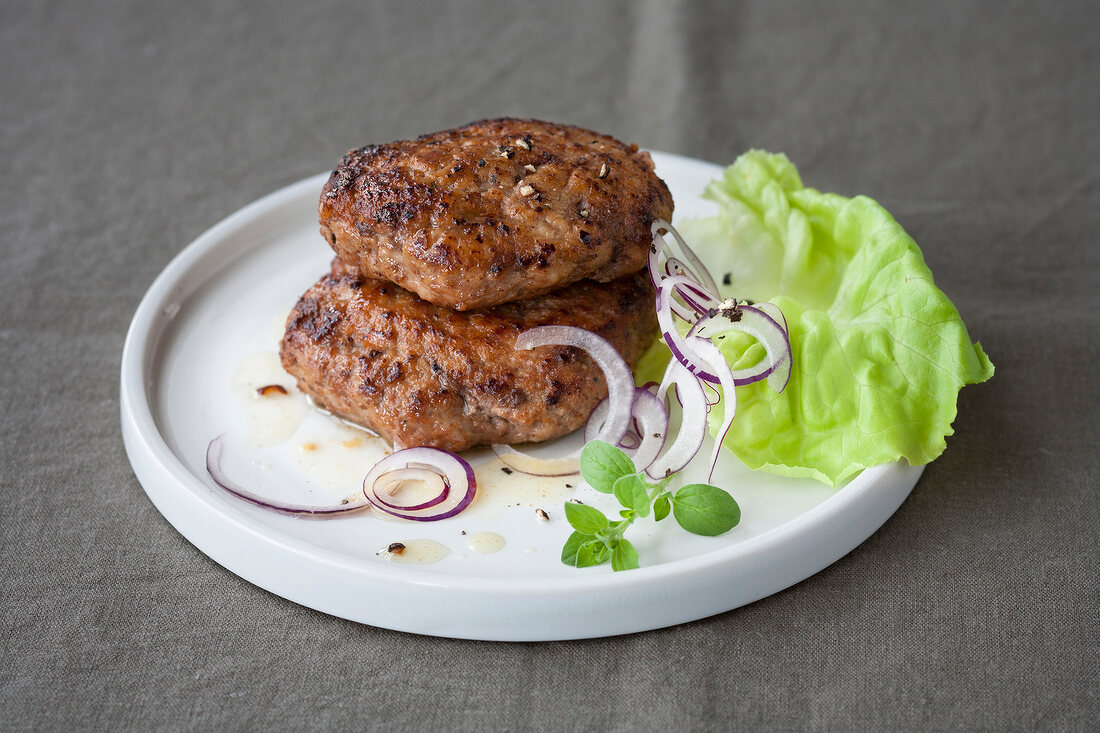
[491,443,580,477]
[647,360,709,480]
[629,388,669,471]
[206,434,369,516]
[689,300,792,392]
[650,218,721,294]
[657,275,725,384]
[619,429,642,451]
[686,335,738,481]
[510,222,789,486]
[492,325,635,475]
[363,448,476,521]
[584,397,610,443]
[745,302,793,392]
[644,217,794,480]
[584,398,642,449]
[369,467,449,511]
[752,301,788,332]
[673,276,720,316]
[516,326,635,445]
[650,246,720,321]
[585,387,669,471]
[702,380,722,407]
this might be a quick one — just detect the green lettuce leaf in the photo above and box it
[655,151,993,487]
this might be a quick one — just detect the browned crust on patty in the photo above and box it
[280,259,658,453]
[318,118,673,310]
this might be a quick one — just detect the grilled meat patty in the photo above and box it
[280,259,658,452]
[318,118,673,310]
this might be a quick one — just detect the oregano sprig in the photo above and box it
[561,441,741,571]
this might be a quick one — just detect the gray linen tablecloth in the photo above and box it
[2,1,1096,730]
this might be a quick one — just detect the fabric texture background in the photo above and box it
[1,1,1096,730]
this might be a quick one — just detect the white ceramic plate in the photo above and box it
[120,152,923,641]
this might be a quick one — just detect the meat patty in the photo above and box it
[318,118,673,310]
[280,259,658,453]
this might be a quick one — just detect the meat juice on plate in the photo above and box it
[231,349,574,563]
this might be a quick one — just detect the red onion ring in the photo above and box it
[206,434,369,516]
[492,325,636,475]
[652,254,719,321]
[649,218,721,295]
[753,301,788,332]
[686,335,738,481]
[207,436,476,522]
[743,302,793,392]
[584,397,610,443]
[363,448,476,521]
[619,428,642,451]
[582,397,644,450]
[701,380,722,407]
[368,467,449,511]
[643,220,796,480]
[517,326,634,445]
[647,360,709,479]
[688,300,793,392]
[585,387,669,471]
[629,388,669,471]
[674,277,720,315]
[656,275,726,384]
[491,443,580,477]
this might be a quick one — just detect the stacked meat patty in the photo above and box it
[280,119,672,452]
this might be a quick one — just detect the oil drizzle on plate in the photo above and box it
[232,353,583,541]
[232,351,308,447]
[293,423,391,495]
[473,457,577,509]
[465,532,506,554]
[382,539,450,565]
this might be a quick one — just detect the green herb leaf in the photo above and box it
[653,494,671,522]
[560,531,590,567]
[671,484,741,536]
[611,539,640,571]
[564,502,609,534]
[575,538,612,568]
[579,441,636,494]
[612,473,651,518]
